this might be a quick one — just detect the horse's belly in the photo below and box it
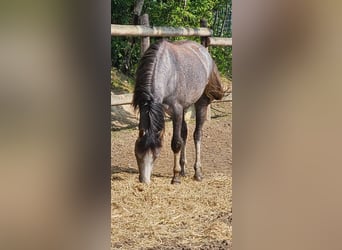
[183,87,206,105]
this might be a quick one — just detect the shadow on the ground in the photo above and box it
[140,239,232,250]
[111,165,171,179]
[111,165,138,175]
[111,105,137,131]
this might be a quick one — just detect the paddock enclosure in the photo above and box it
[111,99,232,249]
[111,17,232,249]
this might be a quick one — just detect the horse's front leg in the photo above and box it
[171,108,184,184]
[180,111,188,176]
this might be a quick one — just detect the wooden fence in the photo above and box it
[111,16,232,114]
[111,24,232,46]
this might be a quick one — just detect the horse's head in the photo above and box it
[134,129,164,184]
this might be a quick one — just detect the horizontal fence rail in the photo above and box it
[111,24,213,37]
[111,93,134,106]
[111,93,232,106]
[208,37,232,46]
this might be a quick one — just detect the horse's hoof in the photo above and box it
[194,174,203,182]
[180,170,186,176]
[171,177,181,184]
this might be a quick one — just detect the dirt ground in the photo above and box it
[111,102,232,249]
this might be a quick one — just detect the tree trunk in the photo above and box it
[133,0,145,24]
[123,0,145,74]
[139,14,150,56]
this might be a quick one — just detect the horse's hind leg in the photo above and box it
[180,111,188,176]
[193,96,210,181]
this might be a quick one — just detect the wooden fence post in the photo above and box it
[200,19,209,47]
[200,19,211,121]
[139,14,150,56]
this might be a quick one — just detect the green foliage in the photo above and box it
[111,0,232,78]
[210,46,232,79]
[111,37,140,76]
[111,0,133,24]
[145,0,218,27]
[111,67,135,94]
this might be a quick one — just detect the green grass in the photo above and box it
[111,67,135,94]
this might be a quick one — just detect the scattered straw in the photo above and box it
[111,172,232,249]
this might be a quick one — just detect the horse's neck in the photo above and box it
[151,48,178,102]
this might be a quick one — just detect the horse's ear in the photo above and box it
[139,130,145,138]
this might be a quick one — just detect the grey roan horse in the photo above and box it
[133,39,224,184]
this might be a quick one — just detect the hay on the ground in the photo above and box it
[111,172,232,249]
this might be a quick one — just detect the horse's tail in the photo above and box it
[204,62,225,101]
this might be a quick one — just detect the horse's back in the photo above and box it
[155,40,214,108]
[167,40,213,73]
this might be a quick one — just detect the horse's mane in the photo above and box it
[133,40,163,110]
[133,40,165,152]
